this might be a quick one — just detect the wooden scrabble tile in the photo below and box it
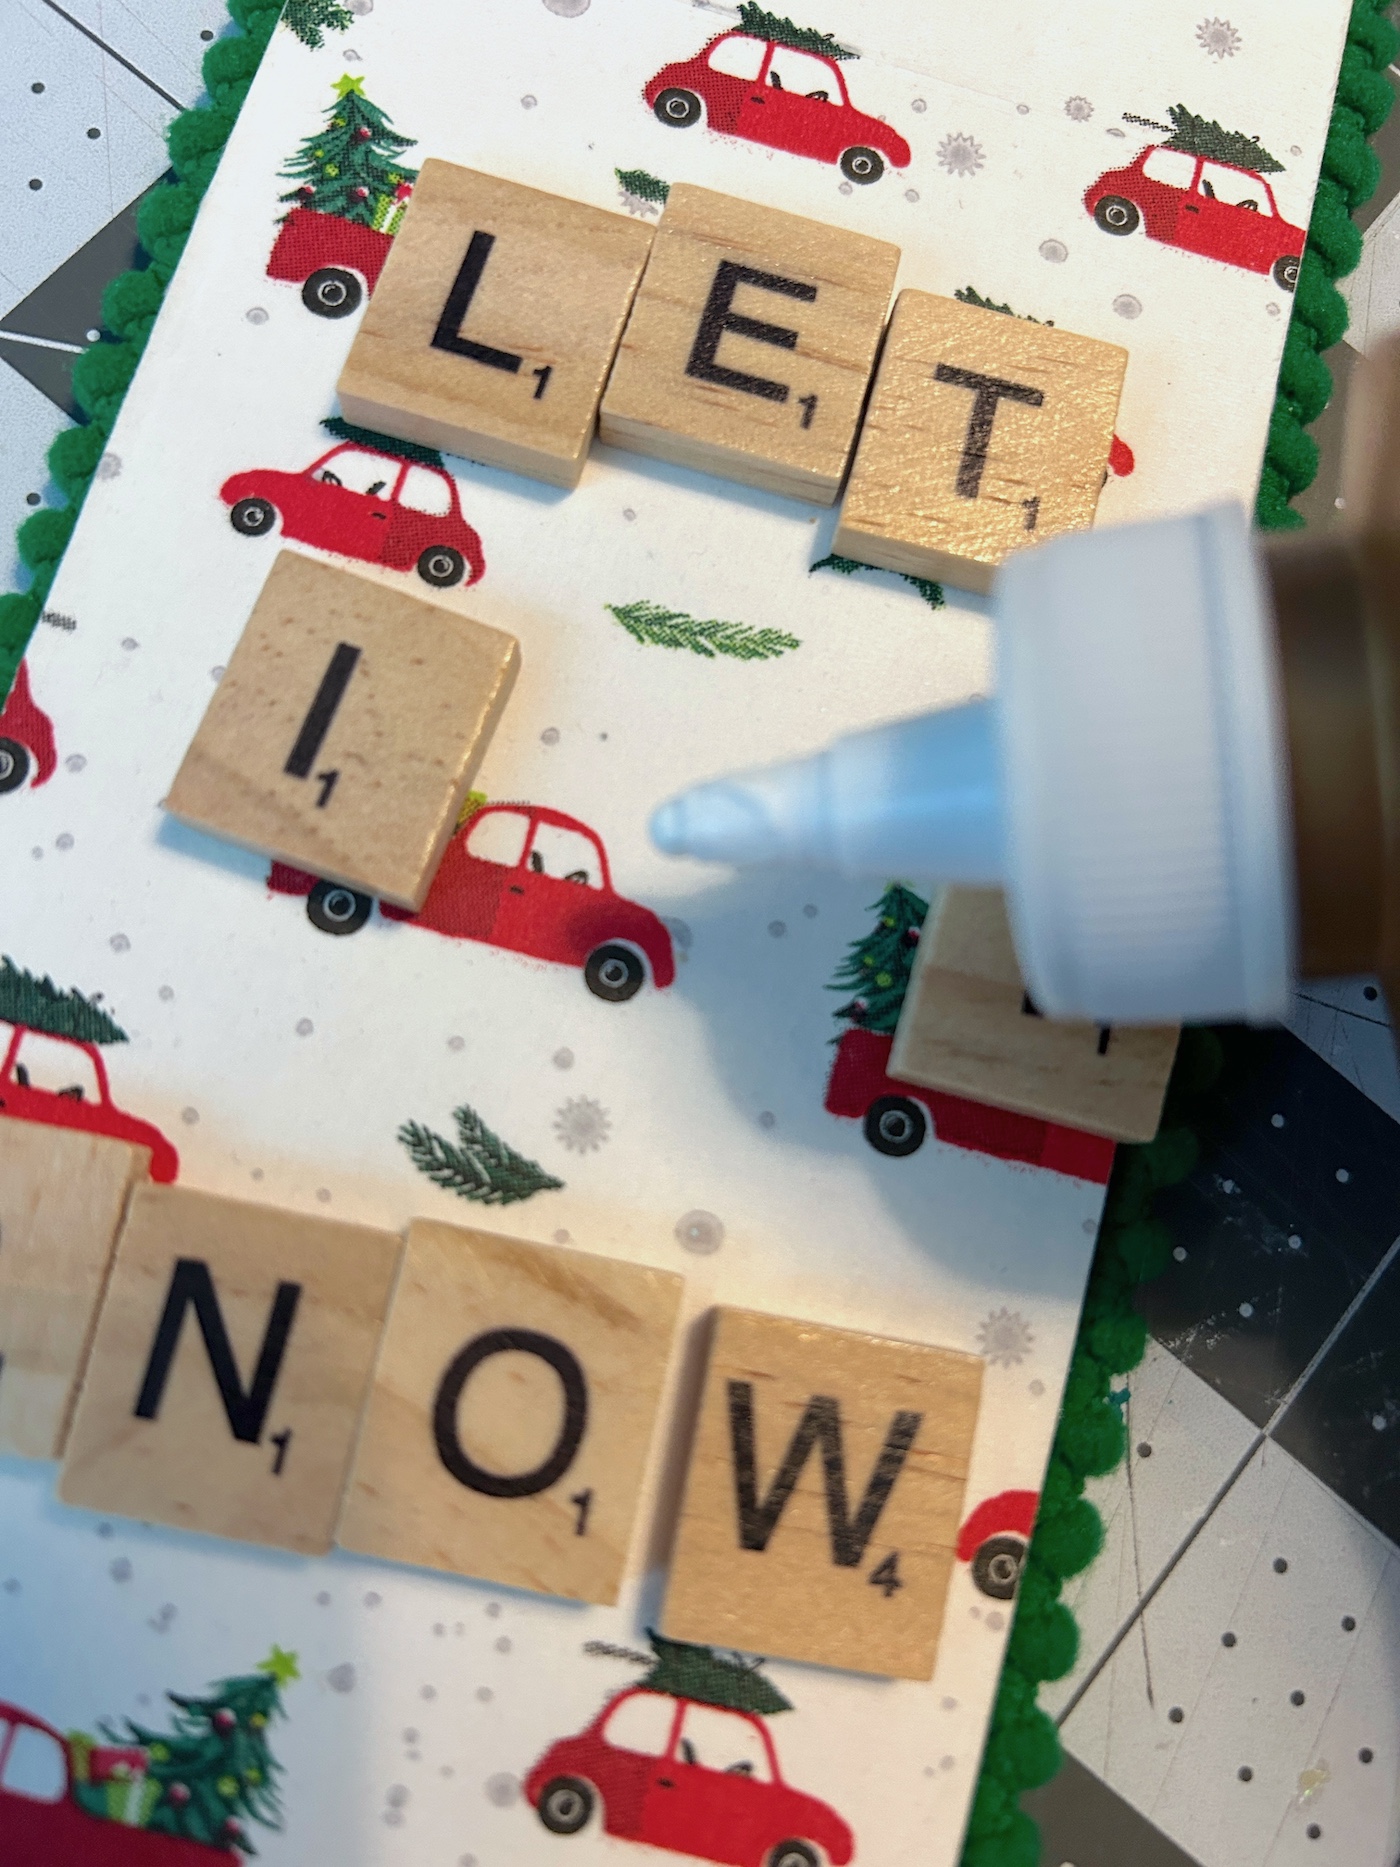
[58,1184,401,1554]
[833,291,1127,593]
[0,1121,148,1461]
[889,887,1179,1143]
[661,1306,982,1679]
[337,1220,682,1604]
[337,160,655,489]
[164,551,518,909]
[599,183,900,505]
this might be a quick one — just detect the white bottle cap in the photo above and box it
[995,502,1295,1024]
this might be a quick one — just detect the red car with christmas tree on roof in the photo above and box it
[266,72,417,318]
[528,1634,853,1867]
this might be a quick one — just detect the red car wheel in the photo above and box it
[971,1534,1027,1600]
[537,1776,596,1834]
[302,267,363,319]
[768,1844,820,1867]
[584,944,645,1003]
[839,146,884,185]
[654,86,703,128]
[1093,195,1140,235]
[863,1095,926,1157]
[1272,254,1300,293]
[417,544,467,588]
[230,496,278,537]
[0,738,31,794]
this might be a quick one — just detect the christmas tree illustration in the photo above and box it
[639,1631,793,1715]
[828,884,929,1036]
[0,956,126,1044]
[102,1648,298,1856]
[281,0,354,50]
[279,75,418,231]
[736,3,855,59]
[321,414,446,470]
[1129,103,1283,173]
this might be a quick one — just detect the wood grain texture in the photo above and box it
[338,1220,683,1604]
[164,551,519,909]
[338,160,654,488]
[58,1184,402,1554]
[661,1306,982,1679]
[834,290,1127,593]
[0,1121,149,1460]
[890,887,1179,1143]
[599,183,899,504]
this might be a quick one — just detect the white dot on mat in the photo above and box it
[1039,238,1068,263]
[1272,1113,1285,1127]
[1174,1245,1187,1261]
[296,1018,313,1036]
[1288,1234,1302,1249]
[246,306,268,325]
[85,327,101,343]
[1239,1302,1253,1318]
[1113,293,1142,319]
[1222,1179,1237,1193]
[1373,1414,1387,1431]
[1337,1168,1351,1183]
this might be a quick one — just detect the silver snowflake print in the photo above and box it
[937,132,985,178]
[1196,16,1241,58]
[978,1307,1034,1367]
[1064,96,1094,123]
[554,1096,611,1153]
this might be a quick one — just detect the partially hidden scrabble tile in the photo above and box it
[164,551,519,909]
[0,1121,148,1461]
[889,887,1179,1143]
[337,1220,682,1604]
[59,1184,402,1554]
[834,291,1127,593]
[338,160,655,489]
[599,183,900,504]
[661,1306,982,1679]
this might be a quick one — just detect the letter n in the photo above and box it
[133,1258,301,1445]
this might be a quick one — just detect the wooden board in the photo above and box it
[661,1305,983,1679]
[337,1220,683,1604]
[890,887,1180,1143]
[834,290,1127,593]
[338,159,654,488]
[0,1121,148,1461]
[164,550,519,909]
[58,1184,402,1555]
[599,182,900,504]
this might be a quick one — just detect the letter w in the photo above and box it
[726,1380,922,1568]
[133,1258,302,1445]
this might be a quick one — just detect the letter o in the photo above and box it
[432,1328,588,1498]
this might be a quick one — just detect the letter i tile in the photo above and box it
[337,1221,683,1604]
[58,1185,402,1554]
[661,1307,983,1678]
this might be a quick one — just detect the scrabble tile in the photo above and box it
[889,887,1179,1143]
[833,291,1128,593]
[0,1121,148,1461]
[338,1221,682,1604]
[164,551,519,909]
[662,1306,982,1679]
[337,160,655,489]
[59,1184,402,1555]
[599,184,900,505]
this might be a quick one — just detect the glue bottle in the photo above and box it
[650,497,1400,1028]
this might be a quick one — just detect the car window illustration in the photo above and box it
[602,1692,675,1756]
[708,33,765,79]
[767,44,837,96]
[318,447,402,497]
[467,809,532,867]
[1141,146,1197,188]
[9,1030,102,1101]
[676,1703,773,1780]
[1,1723,66,1802]
[399,464,454,514]
[530,822,602,885]
[1198,160,1270,211]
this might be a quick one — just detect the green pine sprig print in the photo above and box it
[954,285,1049,326]
[616,168,670,205]
[321,415,445,471]
[1160,103,1283,173]
[0,957,127,1045]
[605,601,800,662]
[737,3,856,58]
[280,0,354,49]
[811,554,944,612]
[399,1104,564,1206]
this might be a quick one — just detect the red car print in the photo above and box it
[0,1025,179,1183]
[266,205,395,319]
[958,1490,1039,1600]
[0,661,57,796]
[1085,145,1304,291]
[645,31,910,184]
[221,441,485,590]
[824,1027,1115,1183]
[269,802,676,1003]
[526,1687,854,1867]
[0,1702,233,1866]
